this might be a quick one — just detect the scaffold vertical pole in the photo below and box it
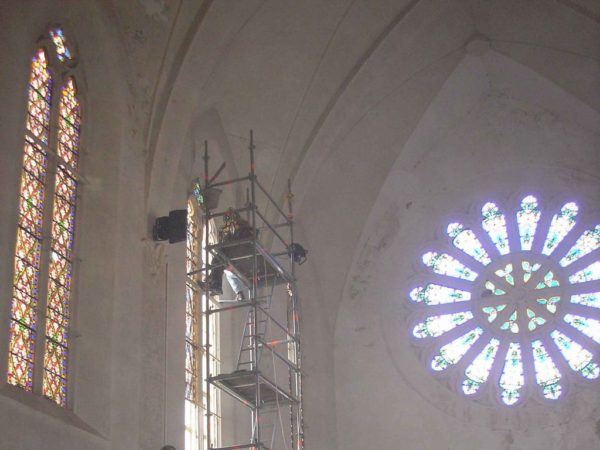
[203,141,212,449]
[249,130,261,448]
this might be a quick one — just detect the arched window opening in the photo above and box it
[185,198,221,450]
[7,27,80,408]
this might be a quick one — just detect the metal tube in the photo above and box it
[249,130,261,447]
[203,141,212,449]
[254,208,288,248]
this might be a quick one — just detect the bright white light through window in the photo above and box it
[409,195,600,405]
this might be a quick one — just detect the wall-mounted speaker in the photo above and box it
[153,209,187,243]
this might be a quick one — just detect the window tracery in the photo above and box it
[410,195,600,405]
[7,27,80,407]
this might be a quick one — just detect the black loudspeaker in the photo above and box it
[167,209,187,243]
[153,209,187,243]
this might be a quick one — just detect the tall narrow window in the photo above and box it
[185,198,221,450]
[185,199,201,450]
[200,218,220,450]
[7,27,80,407]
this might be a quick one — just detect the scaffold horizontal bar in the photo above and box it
[207,175,252,189]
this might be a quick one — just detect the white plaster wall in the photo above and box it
[335,51,600,450]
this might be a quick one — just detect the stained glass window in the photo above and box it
[422,251,478,281]
[517,195,541,251]
[570,293,600,309]
[447,223,491,266]
[542,202,578,256]
[462,338,500,395]
[560,226,600,267]
[7,48,52,392]
[522,260,541,283]
[185,199,201,450]
[413,312,473,338]
[431,327,483,371]
[7,28,81,407]
[532,340,562,399]
[495,263,514,285]
[499,343,524,405]
[409,195,600,406]
[569,262,600,284]
[564,314,600,344]
[42,78,80,406]
[409,284,471,305]
[550,330,599,379]
[481,202,510,255]
[49,28,72,62]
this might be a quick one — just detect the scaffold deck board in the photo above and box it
[210,239,293,287]
[209,370,298,408]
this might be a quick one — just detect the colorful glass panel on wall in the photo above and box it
[42,79,81,406]
[7,49,52,391]
[431,327,482,371]
[532,340,562,399]
[447,223,491,266]
[409,196,600,406]
[409,284,471,305]
[517,195,541,251]
[481,202,510,255]
[551,330,598,379]
[422,251,478,281]
[49,27,72,62]
[499,343,524,405]
[542,202,578,256]
[413,312,473,339]
[560,226,600,267]
[462,338,500,395]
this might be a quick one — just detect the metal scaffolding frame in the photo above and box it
[197,132,304,450]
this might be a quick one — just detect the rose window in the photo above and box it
[409,196,600,405]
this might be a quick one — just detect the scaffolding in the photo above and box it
[195,132,305,450]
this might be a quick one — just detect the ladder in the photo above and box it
[236,285,275,371]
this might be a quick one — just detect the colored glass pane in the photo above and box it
[500,310,519,333]
[431,327,483,371]
[482,304,506,323]
[42,79,80,406]
[531,340,562,400]
[522,260,541,283]
[551,330,599,379]
[7,49,52,391]
[484,280,505,296]
[499,343,524,405]
[569,261,600,284]
[413,312,473,338]
[422,251,478,281]
[536,296,560,314]
[536,271,560,289]
[542,202,578,256]
[462,338,500,395]
[49,27,72,62]
[570,292,600,309]
[527,308,546,331]
[481,202,510,255]
[495,263,514,285]
[185,200,200,403]
[517,195,541,251]
[409,284,471,305]
[447,222,491,266]
[564,314,600,344]
[560,226,600,267]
